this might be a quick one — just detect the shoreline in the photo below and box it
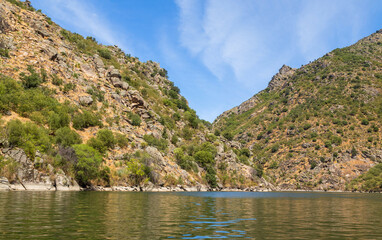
[1,182,378,193]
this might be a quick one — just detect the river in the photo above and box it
[0,191,381,239]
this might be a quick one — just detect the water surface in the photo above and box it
[0,191,381,239]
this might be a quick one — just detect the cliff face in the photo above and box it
[214,29,382,191]
[0,0,263,191]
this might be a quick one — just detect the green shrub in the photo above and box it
[223,131,233,141]
[73,144,103,187]
[240,148,251,157]
[63,82,76,93]
[126,158,151,186]
[351,147,358,157]
[182,127,193,140]
[143,134,168,151]
[198,142,217,157]
[87,137,106,154]
[7,120,52,159]
[20,66,42,89]
[214,129,221,136]
[127,112,141,126]
[115,133,129,148]
[194,151,215,168]
[48,110,70,130]
[96,129,115,149]
[87,129,116,153]
[303,123,312,130]
[361,119,369,125]
[72,110,102,130]
[0,48,9,58]
[171,134,178,145]
[98,48,112,59]
[51,74,63,86]
[271,144,279,153]
[205,165,217,188]
[269,161,278,169]
[55,127,82,147]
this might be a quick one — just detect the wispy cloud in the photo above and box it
[175,0,367,89]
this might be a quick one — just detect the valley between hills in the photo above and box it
[0,0,381,192]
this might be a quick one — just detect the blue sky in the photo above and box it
[30,0,382,122]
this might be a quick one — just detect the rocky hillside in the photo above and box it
[0,0,266,191]
[214,29,382,192]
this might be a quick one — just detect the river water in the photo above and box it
[0,191,381,239]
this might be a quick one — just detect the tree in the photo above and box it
[55,127,82,147]
[73,144,103,187]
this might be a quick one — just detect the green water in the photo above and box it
[0,191,381,239]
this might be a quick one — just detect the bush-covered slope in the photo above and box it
[214,29,382,191]
[0,0,259,190]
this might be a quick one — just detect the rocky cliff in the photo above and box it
[0,0,264,191]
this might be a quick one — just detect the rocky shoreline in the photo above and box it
[2,181,377,193]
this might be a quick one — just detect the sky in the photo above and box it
[30,0,382,122]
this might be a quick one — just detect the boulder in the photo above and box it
[81,63,98,79]
[79,95,93,106]
[109,68,121,78]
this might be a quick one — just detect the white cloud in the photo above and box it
[175,0,288,88]
[175,0,367,90]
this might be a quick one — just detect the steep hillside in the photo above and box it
[214,29,382,191]
[0,0,261,191]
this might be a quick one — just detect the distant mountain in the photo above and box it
[214,29,382,192]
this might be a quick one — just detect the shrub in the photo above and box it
[128,112,141,126]
[73,144,103,187]
[214,129,221,136]
[7,120,52,159]
[72,110,102,130]
[20,66,42,89]
[115,133,129,148]
[223,131,234,141]
[63,82,76,93]
[269,161,278,169]
[205,165,217,188]
[96,129,115,149]
[240,148,251,157]
[303,123,312,130]
[98,48,112,59]
[271,144,279,153]
[126,158,151,186]
[194,151,214,168]
[182,127,193,140]
[351,147,358,157]
[48,111,70,130]
[361,119,369,125]
[0,48,9,58]
[171,134,178,145]
[198,142,217,157]
[51,74,63,86]
[87,137,107,154]
[88,129,116,153]
[55,127,82,147]
[143,134,168,151]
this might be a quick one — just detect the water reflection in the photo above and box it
[0,192,381,239]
